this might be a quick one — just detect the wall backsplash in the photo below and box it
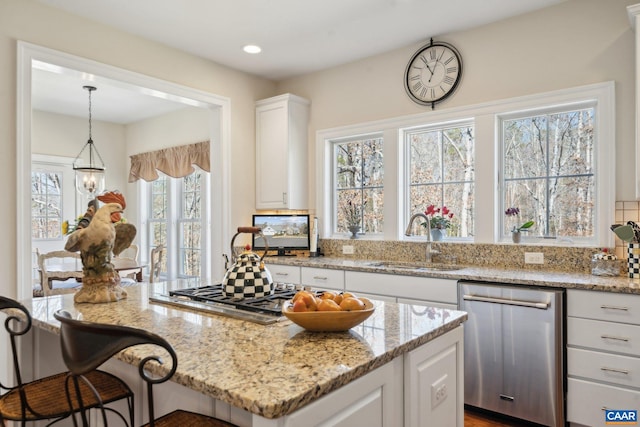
[282,201,637,275]
[318,238,602,273]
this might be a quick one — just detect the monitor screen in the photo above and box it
[252,214,310,255]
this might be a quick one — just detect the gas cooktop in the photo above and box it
[149,282,305,324]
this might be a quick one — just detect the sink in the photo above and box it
[366,261,464,271]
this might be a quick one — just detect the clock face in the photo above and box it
[404,41,462,107]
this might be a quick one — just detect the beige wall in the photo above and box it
[0,0,276,298]
[32,110,128,195]
[277,0,638,210]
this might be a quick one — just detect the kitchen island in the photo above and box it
[25,282,467,427]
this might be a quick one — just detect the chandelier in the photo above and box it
[73,85,106,196]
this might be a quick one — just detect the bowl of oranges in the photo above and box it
[282,290,375,332]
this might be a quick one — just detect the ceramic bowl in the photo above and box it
[282,299,375,332]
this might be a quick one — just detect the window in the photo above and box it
[406,123,475,238]
[317,81,614,246]
[31,170,63,240]
[146,170,208,280]
[179,171,202,277]
[333,135,384,234]
[501,105,595,241]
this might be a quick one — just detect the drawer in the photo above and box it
[568,347,640,388]
[301,267,345,291]
[567,378,640,426]
[266,264,301,284]
[397,297,458,310]
[568,290,640,325]
[345,271,458,304]
[567,317,640,357]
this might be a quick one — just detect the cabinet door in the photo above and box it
[404,326,464,427]
[256,101,289,209]
[345,271,457,304]
[284,358,403,427]
[255,94,309,210]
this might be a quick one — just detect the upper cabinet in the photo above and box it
[255,94,310,210]
[628,4,640,199]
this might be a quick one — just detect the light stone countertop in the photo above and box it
[25,284,467,419]
[264,256,640,295]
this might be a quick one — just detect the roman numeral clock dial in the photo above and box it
[404,39,462,109]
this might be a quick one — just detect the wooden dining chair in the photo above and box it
[36,249,84,297]
[149,244,164,283]
[53,310,237,427]
[0,296,133,427]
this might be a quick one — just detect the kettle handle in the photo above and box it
[229,227,269,263]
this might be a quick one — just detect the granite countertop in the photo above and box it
[25,284,467,419]
[264,256,640,295]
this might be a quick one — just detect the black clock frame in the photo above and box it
[404,38,463,109]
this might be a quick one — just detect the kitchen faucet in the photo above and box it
[405,212,439,263]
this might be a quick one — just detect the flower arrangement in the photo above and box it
[422,205,454,230]
[341,199,366,228]
[505,207,534,232]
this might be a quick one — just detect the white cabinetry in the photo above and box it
[345,271,458,308]
[267,263,301,284]
[255,94,310,209]
[566,290,640,426]
[404,326,464,427]
[301,267,345,291]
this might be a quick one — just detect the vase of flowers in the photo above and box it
[421,205,454,241]
[505,207,534,243]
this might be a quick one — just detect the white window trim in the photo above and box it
[316,81,615,247]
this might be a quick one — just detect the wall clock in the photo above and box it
[404,38,463,109]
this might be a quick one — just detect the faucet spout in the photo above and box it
[405,212,438,263]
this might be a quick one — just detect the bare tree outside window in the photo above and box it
[32,171,63,240]
[149,176,167,275]
[502,107,595,239]
[407,124,475,238]
[333,136,384,234]
[179,171,201,277]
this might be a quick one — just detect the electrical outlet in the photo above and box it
[342,245,355,255]
[524,252,544,264]
[431,375,448,408]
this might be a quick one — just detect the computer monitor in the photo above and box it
[252,214,310,256]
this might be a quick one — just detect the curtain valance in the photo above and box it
[128,141,210,182]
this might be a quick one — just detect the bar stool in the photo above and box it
[0,296,133,426]
[54,310,237,427]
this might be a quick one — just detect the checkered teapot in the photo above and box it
[223,227,274,299]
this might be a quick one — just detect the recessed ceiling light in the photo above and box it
[243,45,262,54]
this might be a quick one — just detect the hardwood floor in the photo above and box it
[464,408,531,426]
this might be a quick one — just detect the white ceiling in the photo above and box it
[32,0,566,124]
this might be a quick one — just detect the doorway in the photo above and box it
[16,41,231,300]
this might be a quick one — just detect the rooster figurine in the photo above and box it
[65,191,136,303]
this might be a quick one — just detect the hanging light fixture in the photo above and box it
[73,85,106,196]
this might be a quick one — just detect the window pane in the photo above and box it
[502,107,595,239]
[333,136,384,234]
[31,171,63,240]
[408,124,474,238]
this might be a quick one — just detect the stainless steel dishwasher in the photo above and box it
[458,280,565,426]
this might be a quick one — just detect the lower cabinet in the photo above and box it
[345,271,458,308]
[566,290,640,427]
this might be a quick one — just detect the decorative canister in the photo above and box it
[591,251,619,277]
[628,243,640,279]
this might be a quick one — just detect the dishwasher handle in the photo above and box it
[462,294,550,310]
